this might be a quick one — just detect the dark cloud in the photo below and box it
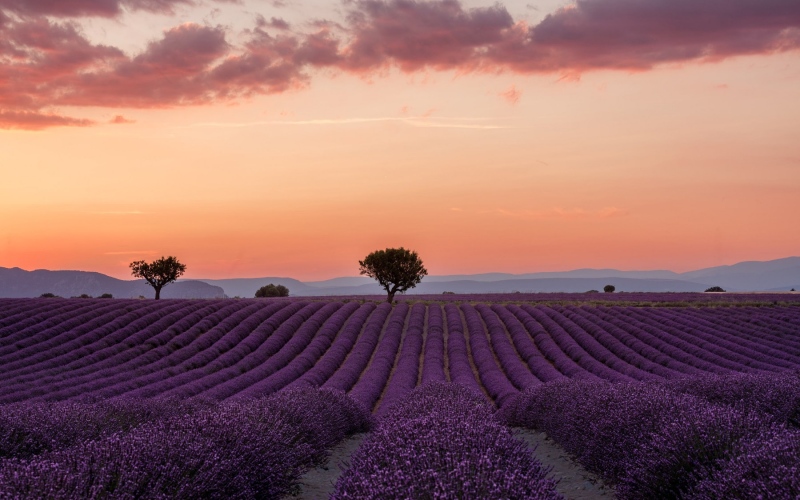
[490,0,800,72]
[341,0,514,71]
[0,0,197,18]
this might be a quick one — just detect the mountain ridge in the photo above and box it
[1,257,797,298]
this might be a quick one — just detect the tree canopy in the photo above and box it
[130,256,186,300]
[603,284,616,293]
[255,284,290,298]
[359,247,428,303]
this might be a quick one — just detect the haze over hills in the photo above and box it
[0,268,225,299]
[201,257,800,297]
[1,257,797,298]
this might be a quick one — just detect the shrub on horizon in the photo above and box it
[604,285,616,293]
[38,293,58,298]
[704,286,726,293]
[255,284,290,298]
[99,293,113,298]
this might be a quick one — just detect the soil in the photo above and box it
[286,429,615,500]
[514,428,615,500]
[285,433,367,500]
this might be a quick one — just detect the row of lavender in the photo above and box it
[278,292,800,304]
[0,388,371,498]
[501,371,800,499]
[333,383,563,498]
[2,299,800,408]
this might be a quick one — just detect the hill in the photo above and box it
[0,267,225,299]
[2,257,798,298]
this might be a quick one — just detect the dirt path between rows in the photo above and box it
[515,428,615,500]
[286,428,614,500]
[285,433,367,500]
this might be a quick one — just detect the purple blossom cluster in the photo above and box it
[660,371,800,427]
[332,383,563,499]
[692,426,800,499]
[0,398,210,459]
[0,388,372,499]
[500,379,793,499]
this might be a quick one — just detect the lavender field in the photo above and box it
[1,297,799,498]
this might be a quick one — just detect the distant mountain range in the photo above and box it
[0,267,224,299]
[2,257,798,299]
[200,257,800,297]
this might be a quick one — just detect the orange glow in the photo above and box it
[2,49,799,279]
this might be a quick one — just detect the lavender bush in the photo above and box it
[0,388,371,499]
[692,426,800,499]
[500,379,779,499]
[661,371,800,427]
[0,398,211,459]
[332,383,562,499]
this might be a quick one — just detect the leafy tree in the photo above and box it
[129,256,186,300]
[704,286,726,292]
[603,284,616,293]
[99,293,113,299]
[39,293,58,298]
[359,247,428,303]
[255,284,290,298]
[586,290,600,294]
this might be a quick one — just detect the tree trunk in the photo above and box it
[386,291,395,303]
[154,287,162,300]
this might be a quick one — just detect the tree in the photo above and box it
[255,284,290,298]
[359,247,428,303]
[603,284,616,293]
[130,256,186,300]
[704,286,726,293]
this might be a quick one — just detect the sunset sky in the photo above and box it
[1,0,799,280]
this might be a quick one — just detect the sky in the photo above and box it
[1,0,799,280]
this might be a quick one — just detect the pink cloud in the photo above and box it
[499,84,521,104]
[258,15,290,31]
[2,0,800,130]
[110,114,135,123]
[0,0,199,18]
[0,110,93,129]
[61,23,231,107]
